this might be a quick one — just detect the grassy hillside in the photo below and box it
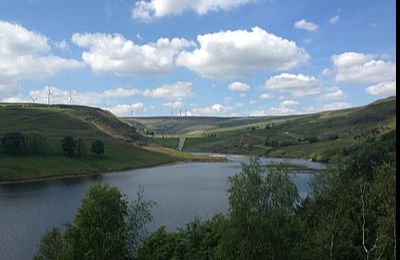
[132,96,396,162]
[0,103,217,182]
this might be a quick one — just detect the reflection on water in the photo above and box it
[0,155,325,260]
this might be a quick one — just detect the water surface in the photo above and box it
[0,155,325,259]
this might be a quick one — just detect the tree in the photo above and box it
[75,138,86,157]
[36,183,155,259]
[64,183,128,259]
[126,186,156,257]
[0,132,26,155]
[61,136,75,156]
[26,133,46,154]
[220,158,301,259]
[34,227,65,260]
[91,140,104,156]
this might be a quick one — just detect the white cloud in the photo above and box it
[249,100,257,105]
[0,21,83,93]
[163,101,184,108]
[109,102,144,116]
[143,81,194,100]
[260,93,272,99]
[319,89,346,100]
[177,27,309,78]
[228,81,250,92]
[365,81,396,96]
[331,52,396,84]
[294,19,319,31]
[329,15,340,24]
[191,104,233,116]
[103,87,141,98]
[132,0,254,21]
[72,32,193,75]
[323,102,352,111]
[264,73,321,97]
[54,40,69,51]
[280,100,299,107]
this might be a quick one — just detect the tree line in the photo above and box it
[0,132,104,156]
[35,130,396,259]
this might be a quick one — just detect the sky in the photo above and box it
[0,0,396,117]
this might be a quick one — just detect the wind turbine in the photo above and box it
[29,95,38,103]
[103,102,109,111]
[130,104,133,118]
[68,90,75,105]
[47,87,52,107]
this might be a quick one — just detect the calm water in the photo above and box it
[0,155,325,259]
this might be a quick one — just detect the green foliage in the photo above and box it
[91,140,104,155]
[64,183,128,259]
[61,136,75,156]
[75,138,86,156]
[126,186,156,257]
[137,216,226,260]
[1,132,26,155]
[35,183,155,260]
[34,227,65,260]
[0,132,46,155]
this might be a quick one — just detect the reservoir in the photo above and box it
[0,155,325,259]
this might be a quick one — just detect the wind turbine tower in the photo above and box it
[47,87,52,107]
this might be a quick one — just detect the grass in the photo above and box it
[0,103,218,182]
[133,96,396,162]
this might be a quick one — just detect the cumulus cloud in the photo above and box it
[329,15,340,24]
[323,102,352,111]
[132,0,254,21]
[2,86,141,108]
[294,19,319,31]
[264,73,321,97]
[102,87,141,98]
[319,89,346,100]
[281,100,299,107]
[228,82,250,92]
[0,21,83,94]
[109,102,144,116]
[191,103,233,116]
[331,52,396,84]
[365,81,396,96]
[177,27,309,78]
[71,32,193,75]
[163,101,184,108]
[260,93,272,99]
[143,81,194,100]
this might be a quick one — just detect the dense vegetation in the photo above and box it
[36,130,396,259]
[135,96,396,162]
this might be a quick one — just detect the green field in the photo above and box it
[130,96,396,162]
[0,104,218,182]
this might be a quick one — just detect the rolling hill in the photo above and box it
[0,103,216,182]
[128,96,396,162]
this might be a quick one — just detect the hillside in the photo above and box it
[0,103,215,182]
[131,96,396,162]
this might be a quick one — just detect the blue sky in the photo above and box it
[0,0,396,116]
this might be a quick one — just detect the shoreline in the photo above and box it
[0,156,225,186]
[0,152,324,186]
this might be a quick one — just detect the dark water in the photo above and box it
[0,155,325,259]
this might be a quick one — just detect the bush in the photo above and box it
[61,136,75,156]
[1,132,26,155]
[91,140,104,155]
[36,183,155,259]
[75,138,86,157]
[1,132,46,155]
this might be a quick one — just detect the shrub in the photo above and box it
[61,136,76,156]
[91,140,104,156]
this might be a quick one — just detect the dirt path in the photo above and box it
[177,136,186,151]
